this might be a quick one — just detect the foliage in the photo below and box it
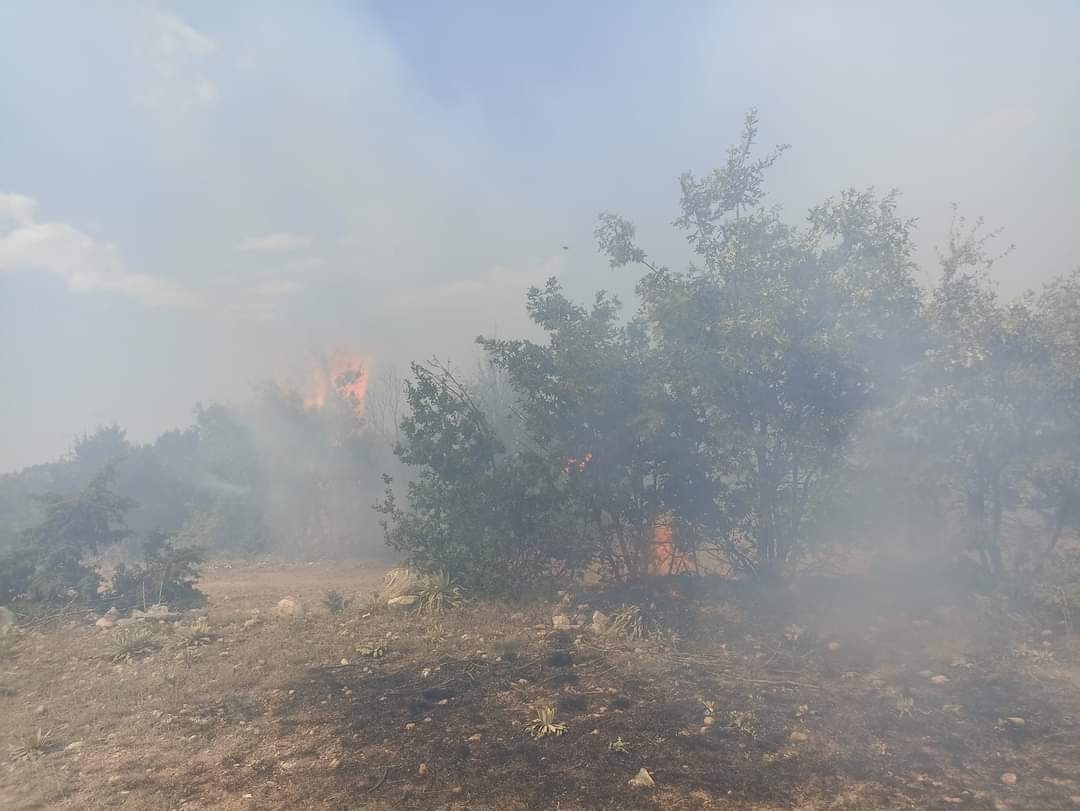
[525,706,566,738]
[323,590,350,614]
[9,728,55,762]
[108,626,160,662]
[109,534,206,611]
[414,571,464,616]
[176,619,214,647]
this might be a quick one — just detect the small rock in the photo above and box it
[242,618,260,629]
[1041,629,1053,637]
[628,768,655,788]
[340,658,350,666]
[405,723,416,731]
[699,726,711,735]
[418,763,429,777]
[590,729,599,735]
[386,595,419,608]
[918,670,934,678]
[789,730,809,743]
[105,606,120,617]
[64,741,83,751]
[34,704,46,716]
[1006,717,1025,727]
[95,617,115,629]
[115,618,139,627]
[467,733,481,742]
[999,772,1017,786]
[509,612,525,623]
[827,641,841,651]
[552,614,574,630]
[930,675,950,685]
[702,716,716,727]
[273,597,305,618]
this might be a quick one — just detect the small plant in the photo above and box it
[359,591,384,616]
[728,710,757,736]
[355,641,389,659]
[608,736,630,753]
[109,626,159,662]
[177,619,213,647]
[701,699,717,716]
[606,604,660,641]
[784,624,805,643]
[526,706,566,738]
[9,728,55,761]
[895,696,915,718]
[415,571,464,616]
[323,590,351,615]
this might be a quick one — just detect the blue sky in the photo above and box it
[2,0,1079,470]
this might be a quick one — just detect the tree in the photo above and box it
[596,111,922,572]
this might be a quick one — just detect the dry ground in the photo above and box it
[2,561,1079,810]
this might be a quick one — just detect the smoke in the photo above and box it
[1,0,1078,473]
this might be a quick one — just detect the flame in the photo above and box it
[647,513,692,576]
[303,349,370,415]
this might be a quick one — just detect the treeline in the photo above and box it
[0,378,395,562]
[380,113,1080,597]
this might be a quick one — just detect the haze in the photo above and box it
[2,0,1078,472]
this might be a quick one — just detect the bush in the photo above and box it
[109,535,206,611]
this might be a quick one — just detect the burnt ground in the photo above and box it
[1,561,1079,809]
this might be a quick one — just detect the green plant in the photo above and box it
[323,590,351,615]
[525,706,566,738]
[109,535,206,611]
[415,571,464,616]
[9,728,55,761]
[606,604,660,641]
[608,736,630,753]
[109,626,159,662]
[177,619,213,647]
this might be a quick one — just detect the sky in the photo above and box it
[1,0,1078,472]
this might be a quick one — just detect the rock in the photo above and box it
[132,604,181,621]
[702,716,716,727]
[274,597,305,618]
[789,730,809,743]
[105,606,120,617]
[590,610,610,634]
[115,618,139,627]
[242,618,260,629]
[418,763,429,777]
[1006,716,1025,727]
[467,733,481,742]
[95,617,116,629]
[930,675,950,685]
[387,595,419,608]
[64,741,83,751]
[509,612,526,623]
[405,723,416,731]
[999,772,1017,786]
[918,670,934,678]
[628,768,655,788]
[34,704,46,716]
[827,641,841,651]
[552,614,574,630]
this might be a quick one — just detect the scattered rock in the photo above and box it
[999,772,1017,786]
[95,617,115,629]
[628,768,655,788]
[273,597,305,618]
[1006,717,1025,727]
[930,675,950,685]
[387,595,419,609]
[789,730,809,743]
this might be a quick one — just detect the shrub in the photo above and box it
[109,534,206,611]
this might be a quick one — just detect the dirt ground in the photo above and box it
[2,560,1080,810]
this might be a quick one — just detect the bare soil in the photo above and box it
[2,561,1079,810]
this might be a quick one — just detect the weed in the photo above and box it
[323,590,351,615]
[360,591,384,616]
[895,697,915,718]
[525,706,566,738]
[608,736,630,753]
[607,604,660,641]
[9,728,55,762]
[177,619,213,647]
[109,626,159,662]
[415,571,464,616]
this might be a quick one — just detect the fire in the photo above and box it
[303,349,370,415]
[647,513,692,576]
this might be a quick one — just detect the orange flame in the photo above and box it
[303,349,370,416]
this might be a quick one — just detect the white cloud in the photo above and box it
[0,193,199,308]
[254,279,302,297]
[239,232,313,253]
[137,11,219,110]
